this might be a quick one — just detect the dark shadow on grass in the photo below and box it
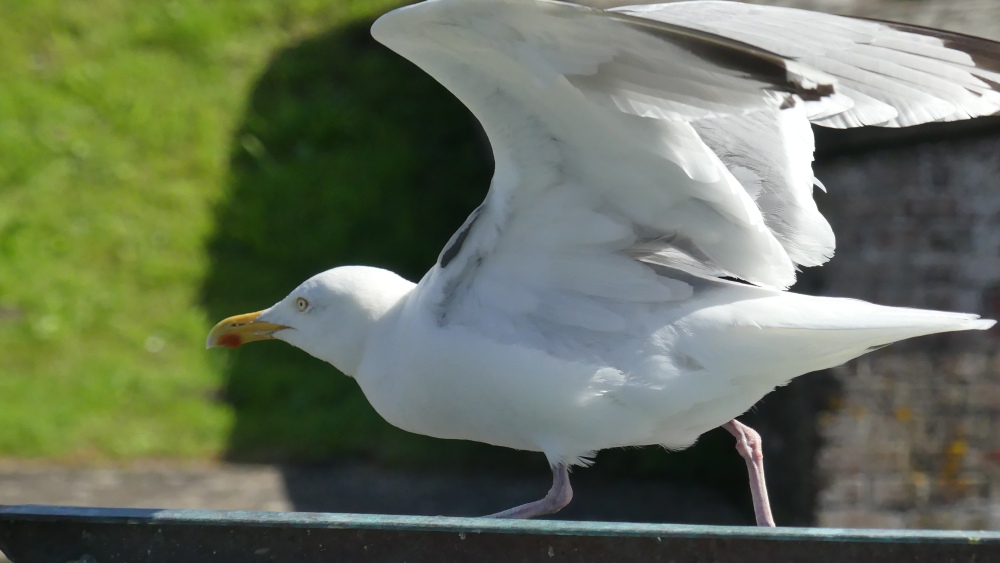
[201,18,497,467]
[201,17,838,524]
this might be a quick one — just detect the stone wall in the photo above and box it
[814,136,1000,529]
[497,0,1000,529]
[730,0,1000,529]
[776,0,1000,530]
[618,0,1000,529]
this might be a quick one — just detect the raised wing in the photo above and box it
[621,1,1000,128]
[370,0,1000,335]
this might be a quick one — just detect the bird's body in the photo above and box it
[208,0,1000,524]
[309,266,990,467]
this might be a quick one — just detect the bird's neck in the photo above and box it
[319,269,415,377]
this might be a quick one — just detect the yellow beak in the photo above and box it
[206,310,290,349]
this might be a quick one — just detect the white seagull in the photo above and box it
[207,0,1000,526]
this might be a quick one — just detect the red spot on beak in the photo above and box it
[217,333,243,348]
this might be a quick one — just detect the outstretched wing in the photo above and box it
[620,1,1000,128]
[371,0,1000,335]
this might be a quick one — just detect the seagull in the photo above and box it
[207,0,1000,526]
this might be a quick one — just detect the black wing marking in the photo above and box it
[439,204,485,268]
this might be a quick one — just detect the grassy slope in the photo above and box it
[0,0,402,460]
[0,1,742,504]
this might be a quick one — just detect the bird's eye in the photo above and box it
[295,297,309,312]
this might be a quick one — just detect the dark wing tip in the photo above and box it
[605,11,836,104]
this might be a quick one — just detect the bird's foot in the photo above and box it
[483,463,572,519]
[724,419,776,527]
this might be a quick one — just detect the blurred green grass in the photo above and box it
[0,0,775,517]
[0,0,408,460]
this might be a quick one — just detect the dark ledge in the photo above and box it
[2,505,999,563]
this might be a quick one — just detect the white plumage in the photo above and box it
[208,0,1000,525]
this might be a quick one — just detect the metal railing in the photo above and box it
[2,504,998,562]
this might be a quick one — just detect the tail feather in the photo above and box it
[687,291,995,380]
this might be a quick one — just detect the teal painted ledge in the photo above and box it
[2,504,998,562]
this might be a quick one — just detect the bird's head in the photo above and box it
[206,265,413,375]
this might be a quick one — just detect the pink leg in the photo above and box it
[484,463,572,519]
[723,419,776,527]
